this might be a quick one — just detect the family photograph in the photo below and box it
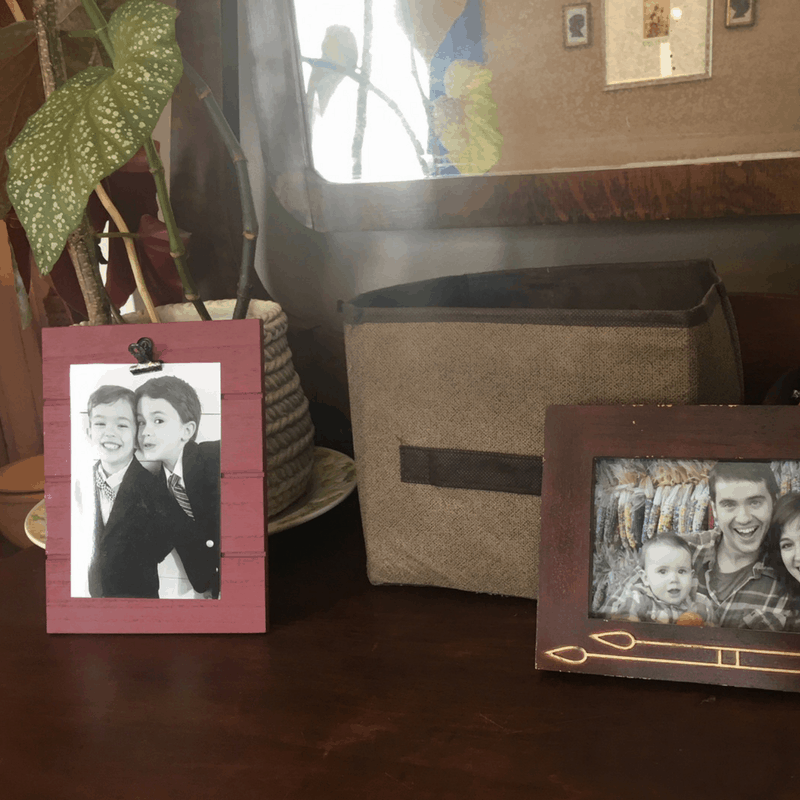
[591,458,800,632]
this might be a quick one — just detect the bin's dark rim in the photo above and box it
[343,266,726,329]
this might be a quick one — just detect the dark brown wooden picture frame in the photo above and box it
[536,405,800,693]
[42,319,267,634]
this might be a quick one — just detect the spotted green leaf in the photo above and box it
[6,0,181,274]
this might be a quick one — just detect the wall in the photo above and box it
[236,2,800,445]
[487,0,800,173]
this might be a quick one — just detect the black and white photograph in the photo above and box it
[70,362,222,600]
[726,0,756,28]
[563,3,591,48]
[590,458,800,632]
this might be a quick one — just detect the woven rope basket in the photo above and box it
[124,299,315,516]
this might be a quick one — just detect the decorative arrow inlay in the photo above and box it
[545,631,800,676]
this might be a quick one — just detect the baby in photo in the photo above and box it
[609,531,715,625]
[135,375,221,599]
[75,384,192,598]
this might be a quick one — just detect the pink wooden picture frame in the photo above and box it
[42,319,267,634]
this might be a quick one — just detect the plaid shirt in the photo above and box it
[606,579,716,625]
[684,529,790,631]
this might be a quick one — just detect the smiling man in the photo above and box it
[685,462,790,630]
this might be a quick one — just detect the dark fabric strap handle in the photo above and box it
[400,445,542,496]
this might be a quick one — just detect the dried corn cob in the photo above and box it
[641,475,655,542]
[684,482,703,536]
[657,483,681,536]
[691,482,710,532]
[671,483,686,533]
[595,494,607,543]
[603,492,618,544]
[676,483,695,537]
[778,461,792,497]
[626,489,644,550]
[617,489,631,549]
[643,483,664,541]
[632,488,647,549]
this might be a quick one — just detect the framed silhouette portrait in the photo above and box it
[726,0,756,28]
[564,4,592,48]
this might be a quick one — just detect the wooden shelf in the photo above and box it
[3,492,800,798]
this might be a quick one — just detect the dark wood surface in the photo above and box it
[3,491,800,799]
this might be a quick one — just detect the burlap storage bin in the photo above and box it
[343,260,743,599]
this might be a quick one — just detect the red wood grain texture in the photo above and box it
[42,320,263,398]
[307,157,800,231]
[536,404,800,693]
[41,319,267,634]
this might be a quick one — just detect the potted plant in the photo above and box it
[1,0,315,514]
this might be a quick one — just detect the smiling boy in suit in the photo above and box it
[77,385,192,598]
[135,376,221,598]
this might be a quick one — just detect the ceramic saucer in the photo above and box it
[25,499,47,549]
[268,447,357,534]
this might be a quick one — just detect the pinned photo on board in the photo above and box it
[643,1,670,39]
[42,318,266,634]
[70,362,222,601]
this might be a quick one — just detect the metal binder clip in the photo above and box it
[128,337,163,375]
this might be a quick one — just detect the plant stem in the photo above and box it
[181,59,264,320]
[33,0,110,324]
[143,138,210,320]
[408,43,439,176]
[94,182,160,323]
[4,0,24,22]
[66,222,111,324]
[80,0,112,55]
[80,0,211,321]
